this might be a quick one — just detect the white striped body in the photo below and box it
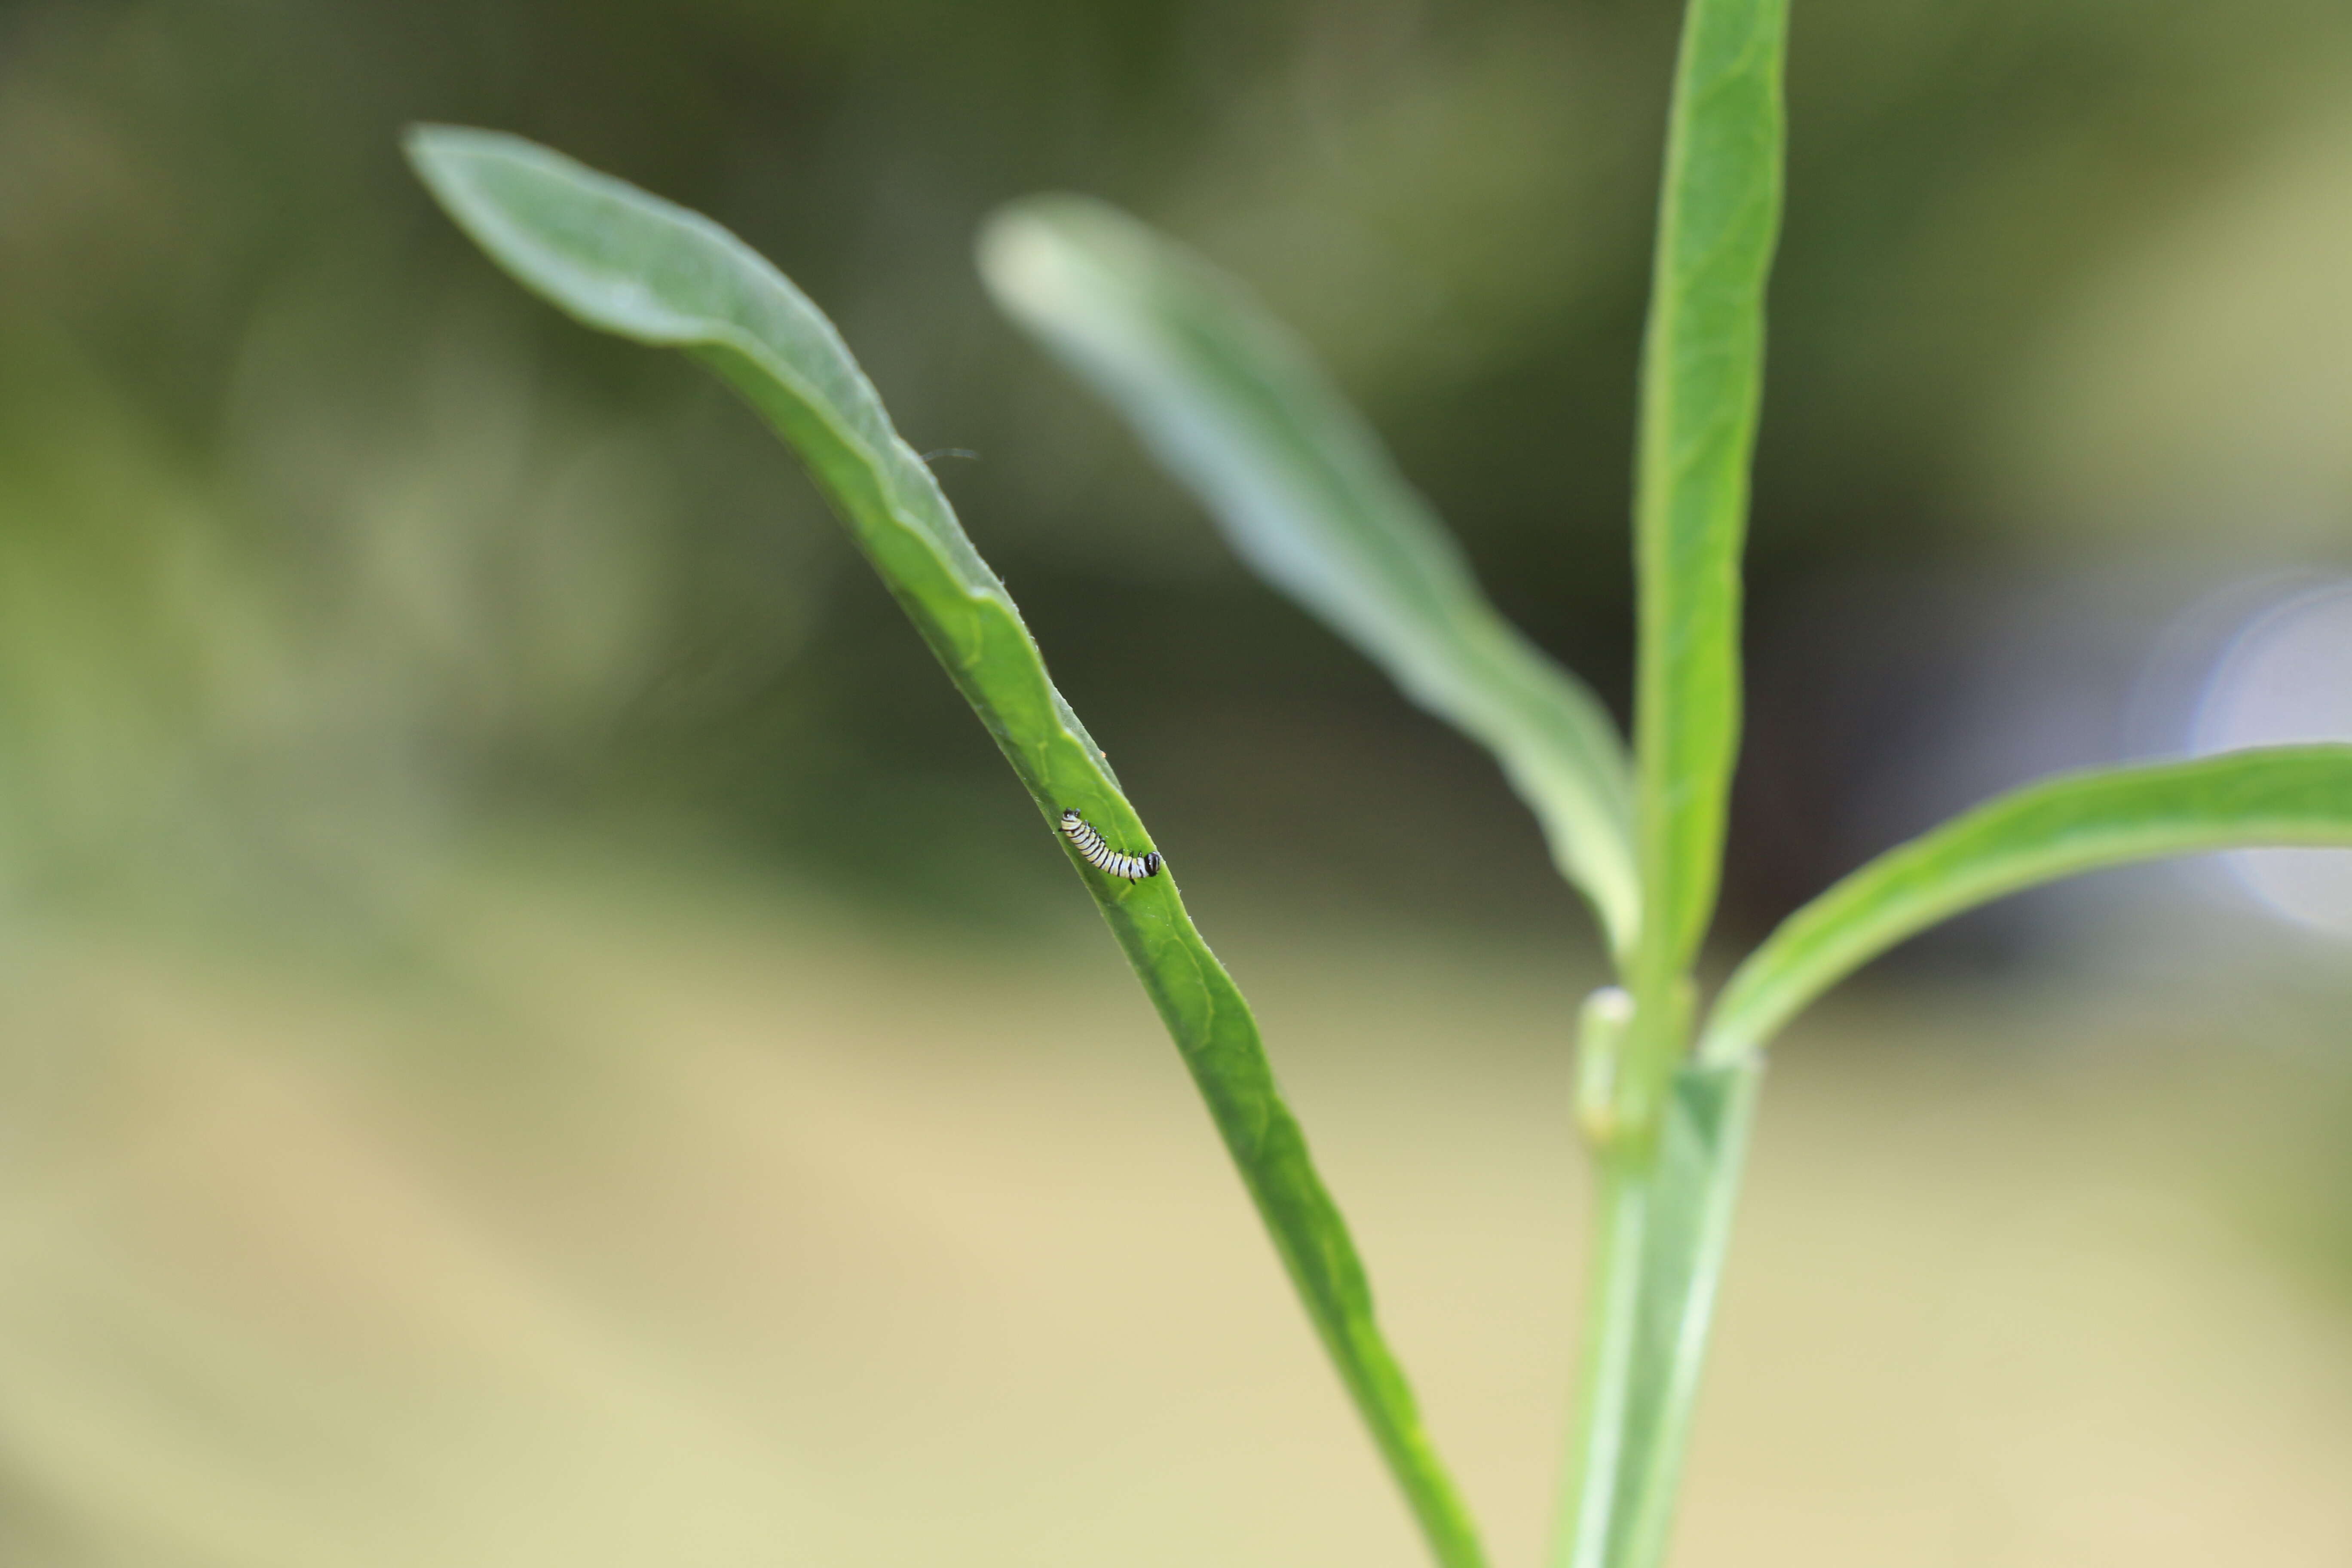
[1059,808,1162,881]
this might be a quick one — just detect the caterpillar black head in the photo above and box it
[1057,807,1162,881]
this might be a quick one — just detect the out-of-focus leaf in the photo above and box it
[979,197,1639,962]
[1702,745,2352,1063]
[405,126,1488,1568]
[1628,0,1790,997]
[1551,1057,1761,1568]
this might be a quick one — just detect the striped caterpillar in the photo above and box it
[1059,808,1162,881]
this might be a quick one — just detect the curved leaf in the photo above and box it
[1701,745,2352,1064]
[979,197,1639,961]
[406,126,1488,1568]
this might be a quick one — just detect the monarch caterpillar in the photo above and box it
[1059,808,1162,881]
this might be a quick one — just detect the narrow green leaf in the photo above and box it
[979,197,1640,962]
[1630,0,1792,997]
[1549,3,1791,1559]
[1702,745,2352,1064]
[405,126,1487,1568]
[1552,1057,1762,1568]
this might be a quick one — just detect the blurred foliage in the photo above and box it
[2,0,2351,938]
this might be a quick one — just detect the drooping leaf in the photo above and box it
[980,197,1639,962]
[1628,0,1791,997]
[406,125,1488,1568]
[1702,745,2352,1063]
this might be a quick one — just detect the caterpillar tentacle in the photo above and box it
[1058,809,1162,881]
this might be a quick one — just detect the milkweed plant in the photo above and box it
[405,0,2352,1559]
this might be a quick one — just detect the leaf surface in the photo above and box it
[981,197,1639,960]
[407,125,1487,1568]
[1703,745,2352,1063]
[1629,0,1791,995]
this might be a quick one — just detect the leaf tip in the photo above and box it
[401,122,524,197]
[977,193,1167,331]
[401,124,562,262]
[975,196,1082,323]
[397,127,718,348]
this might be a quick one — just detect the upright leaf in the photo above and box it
[1629,0,1791,999]
[407,126,1488,1568]
[1554,3,1793,1563]
[1703,745,2352,1063]
[980,198,1639,961]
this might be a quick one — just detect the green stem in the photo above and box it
[1552,1057,1764,1568]
[1556,1163,1652,1568]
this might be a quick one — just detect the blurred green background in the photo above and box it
[4,0,2352,1562]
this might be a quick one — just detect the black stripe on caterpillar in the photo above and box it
[1059,808,1162,881]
